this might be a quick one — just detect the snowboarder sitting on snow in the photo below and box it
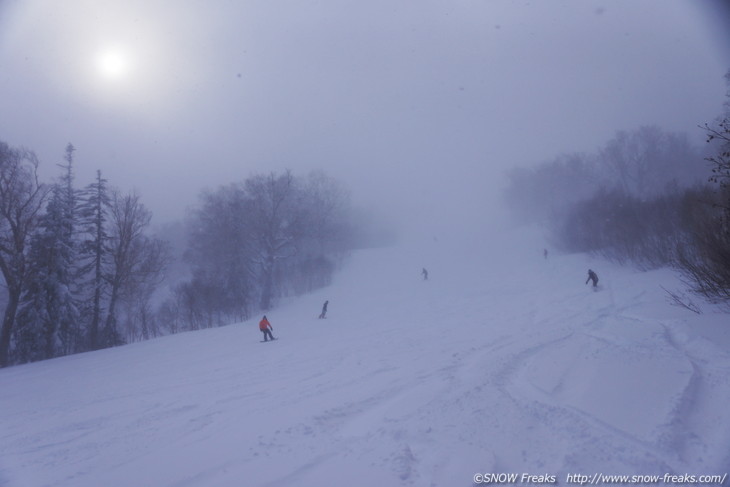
[585,269,599,288]
[259,315,275,341]
[319,300,329,319]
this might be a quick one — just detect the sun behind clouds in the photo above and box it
[95,47,131,81]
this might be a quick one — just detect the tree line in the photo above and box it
[156,170,354,334]
[0,142,167,366]
[0,141,356,367]
[504,74,730,308]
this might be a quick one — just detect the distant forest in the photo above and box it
[0,146,382,367]
[504,72,730,312]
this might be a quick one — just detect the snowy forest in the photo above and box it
[504,75,730,309]
[3,81,730,368]
[158,170,357,334]
[0,146,358,367]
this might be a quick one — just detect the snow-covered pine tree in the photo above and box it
[77,170,111,351]
[15,144,81,362]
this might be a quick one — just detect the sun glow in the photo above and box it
[86,37,178,115]
[96,47,130,80]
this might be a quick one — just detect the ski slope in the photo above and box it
[1,226,729,487]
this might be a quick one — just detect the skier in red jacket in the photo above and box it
[259,315,275,341]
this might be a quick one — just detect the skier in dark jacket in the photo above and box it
[585,269,599,288]
[319,300,329,319]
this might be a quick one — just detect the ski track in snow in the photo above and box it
[1,227,730,487]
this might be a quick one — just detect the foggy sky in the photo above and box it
[1,1,729,239]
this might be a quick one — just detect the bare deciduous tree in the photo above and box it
[103,190,168,347]
[244,170,305,311]
[0,142,49,367]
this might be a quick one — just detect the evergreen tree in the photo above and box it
[16,144,80,361]
[77,170,111,350]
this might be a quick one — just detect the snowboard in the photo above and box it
[260,338,278,343]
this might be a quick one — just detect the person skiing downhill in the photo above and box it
[422,268,429,281]
[319,300,329,319]
[585,269,599,288]
[259,315,275,341]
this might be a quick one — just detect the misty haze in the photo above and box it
[1,1,730,486]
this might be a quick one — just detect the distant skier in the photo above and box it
[422,268,429,281]
[543,248,548,260]
[585,269,599,288]
[259,315,275,341]
[319,300,329,319]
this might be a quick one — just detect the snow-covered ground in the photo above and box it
[2,226,730,487]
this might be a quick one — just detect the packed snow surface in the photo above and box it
[2,227,730,487]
